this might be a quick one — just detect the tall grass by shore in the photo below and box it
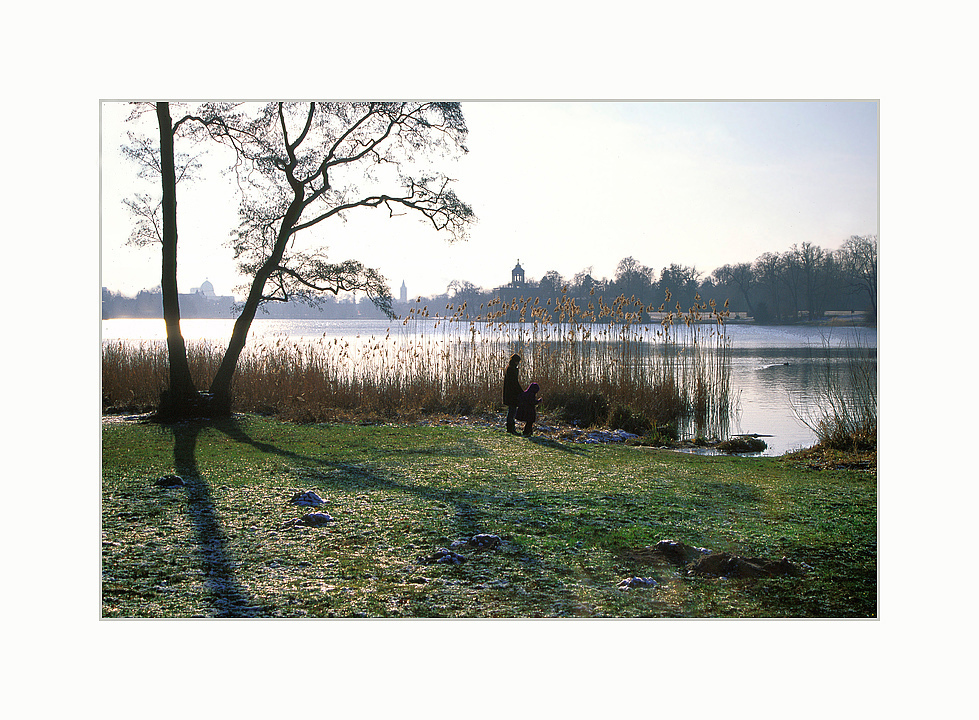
[102,290,734,441]
[791,337,877,452]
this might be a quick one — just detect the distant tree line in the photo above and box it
[103,235,877,326]
[437,235,878,325]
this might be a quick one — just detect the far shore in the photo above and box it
[102,312,875,327]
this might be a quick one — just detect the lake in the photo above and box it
[101,318,878,456]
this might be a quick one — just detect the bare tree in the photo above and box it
[612,256,655,301]
[537,270,565,297]
[838,234,878,319]
[447,279,481,301]
[119,103,210,411]
[777,250,805,320]
[204,102,474,413]
[121,101,474,418]
[571,266,600,296]
[151,102,199,406]
[658,264,702,312]
[121,125,202,248]
[752,252,782,322]
[120,102,248,417]
[712,262,756,317]
[790,242,828,320]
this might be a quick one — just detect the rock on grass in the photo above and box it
[687,552,802,579]
[289,490,326,507]
[155,474,185,488]
[618,577,658,589]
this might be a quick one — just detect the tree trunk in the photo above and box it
[155,102,199,419]
[730,273,755,318]
[209,190,306,414]
[207,277,267,415]
[863,267,877,317]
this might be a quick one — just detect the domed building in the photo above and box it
[188,279,217,298]
[179,279,234,318]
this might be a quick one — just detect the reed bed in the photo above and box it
[792,338,877,452]
[102,290,735,441]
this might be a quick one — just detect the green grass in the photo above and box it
[101,414,876,618]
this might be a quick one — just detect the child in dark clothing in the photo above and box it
[514,382,541,436]
[503,353,523,434]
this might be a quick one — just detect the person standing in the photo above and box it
[503,353,523,434]
[516,382,542,437]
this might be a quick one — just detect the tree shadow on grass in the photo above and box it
[170,421,268,617]
[524,436,590,455]
[210,417,621,616]
[213,417,494,530]
[164,416,779,617]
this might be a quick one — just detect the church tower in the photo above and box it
[400,280,408,303]
[511,260,525,287]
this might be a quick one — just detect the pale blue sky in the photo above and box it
[100,100,878,300]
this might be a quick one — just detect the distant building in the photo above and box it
[510,260,526,288]
[188,279,218,299]
[495,260,528,294]
[180,279,234,317]
[491,260,532,316]
[400,280,408,303]
[101,278,396,320]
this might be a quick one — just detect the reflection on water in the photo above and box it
[102,318,237,342]
[102,317,878,347]
[102,317,403,342]
[102,318,876,456]
[728,350,872,456]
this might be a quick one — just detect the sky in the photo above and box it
[100,100,878,301]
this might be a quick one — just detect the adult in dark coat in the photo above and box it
[503,353,523,434]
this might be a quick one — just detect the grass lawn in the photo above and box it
[101,414,876,618]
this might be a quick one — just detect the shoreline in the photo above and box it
[101,408,874,468]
